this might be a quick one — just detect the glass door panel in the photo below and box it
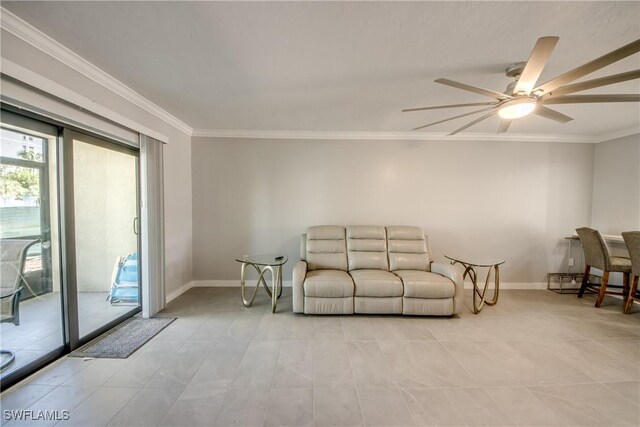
[68,131,140,340]
[0,112,62,380]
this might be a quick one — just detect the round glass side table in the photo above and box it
[444,255,505,314]
[235,254,288,313]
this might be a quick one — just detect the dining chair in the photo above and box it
[621,231,640,314]
[575,227,631,308]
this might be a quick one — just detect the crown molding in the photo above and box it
[0,7,193,136]
[594,125,640,143]
[191,129,598,143]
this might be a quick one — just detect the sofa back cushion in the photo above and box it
[346,226,389,271]
[306,226,348,271]
[386,226,430,271]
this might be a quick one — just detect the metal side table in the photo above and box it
[445,255,505,314]
[547,235,600,294]
[236,254,287,313]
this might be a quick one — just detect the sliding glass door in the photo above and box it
[64,130,141,343]
[1,110,142,389]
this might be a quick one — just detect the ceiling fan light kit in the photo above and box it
[498,98,537,120]
[403,37,640,135]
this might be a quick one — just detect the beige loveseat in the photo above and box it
[292,225,463,315]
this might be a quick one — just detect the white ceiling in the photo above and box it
[4,1,640,137]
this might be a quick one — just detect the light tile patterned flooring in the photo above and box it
[1,288,638,426]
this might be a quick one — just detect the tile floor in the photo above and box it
[1,287,638,426]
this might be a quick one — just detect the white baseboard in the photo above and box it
[187,280,544,290]
[165,281,194,303]
[190,280,294,288]
[463,282,547,290]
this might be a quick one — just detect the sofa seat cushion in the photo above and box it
[394,270,455,299]
[350,270,403,297]
[304,270,354,298]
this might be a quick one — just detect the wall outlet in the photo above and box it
[568,258,575,267]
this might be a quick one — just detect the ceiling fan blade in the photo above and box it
[534,106,573,123]
[512,36,559,95]
[497,119,512,134]
[543,69,640,97]
[412,107,496,130]
[402,101,497,112]
[449,110,498,135]
[543,94,640,104]
[435,78,511,100]
[533,38,640,95]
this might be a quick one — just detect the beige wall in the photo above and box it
[591,134,640,234]
[192,137,594,284]
[1,29,193,297]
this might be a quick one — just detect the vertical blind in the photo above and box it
[140,135,166,317]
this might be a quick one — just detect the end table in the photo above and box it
[235,254,288,313]
[445,255,505,314]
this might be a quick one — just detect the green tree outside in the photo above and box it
[0,150,41,202]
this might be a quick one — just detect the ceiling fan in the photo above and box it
[403,37,640,135]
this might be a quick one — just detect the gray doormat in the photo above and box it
[70,317,176,359]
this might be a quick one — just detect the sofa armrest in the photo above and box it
[431,261,464,314]
[292,260,307,313]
